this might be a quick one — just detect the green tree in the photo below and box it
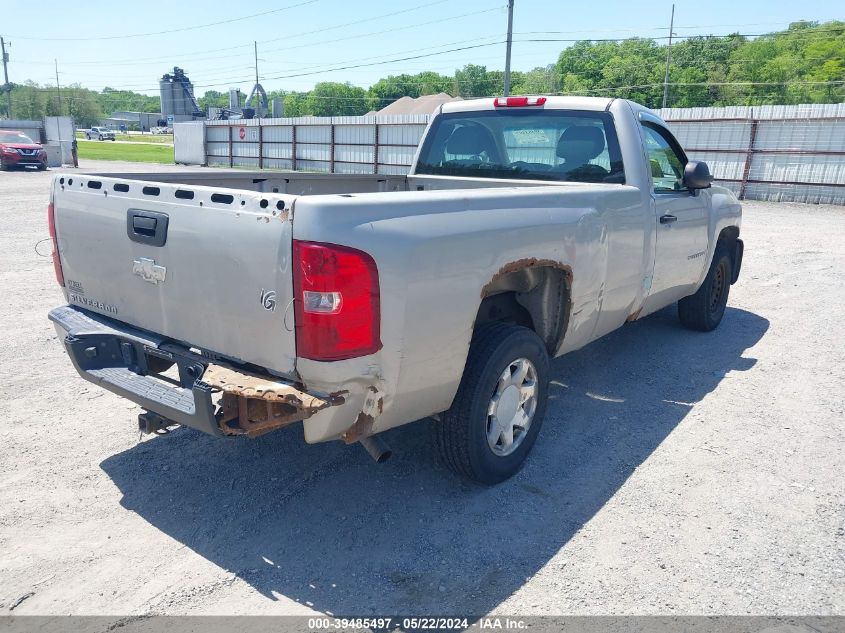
[9,82,47,120]
[198,90,229,111]
[724,21,845,105]
[511,65,559,95]
[306,82,369,117]
[367,71,454,111]
[2,20,842,121]
[368,74,422,110]
[414,71,452,95]
[454,64,497,97]
[281,92,309,117]
[62,85,103,127]
[98,87,160,114]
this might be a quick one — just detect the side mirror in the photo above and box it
[683,160,713,190]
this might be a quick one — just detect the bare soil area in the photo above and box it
[1,161,843,617]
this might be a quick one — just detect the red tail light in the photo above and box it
[493,96,547,107]
[292,240,381,361]
[47,202,65,287]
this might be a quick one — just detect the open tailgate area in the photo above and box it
[52,174,297,376]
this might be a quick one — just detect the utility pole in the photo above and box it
[54,59,63,115]
[662,3,675,109]
[55,59,63,165]
[503,0,514,96]
[254,41,260,88]
[1,36,11,119]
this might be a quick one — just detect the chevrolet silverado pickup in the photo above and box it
[47,96,743,483]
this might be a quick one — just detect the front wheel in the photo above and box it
[435,323,550,484]
[37,161,47,171]
[678,245,732,331]
[98,135,103,141]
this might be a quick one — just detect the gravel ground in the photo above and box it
[0,160,843,617]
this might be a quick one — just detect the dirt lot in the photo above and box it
[0,160,843,617]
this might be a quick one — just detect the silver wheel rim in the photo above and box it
[486,357,538,457]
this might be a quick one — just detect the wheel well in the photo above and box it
[476,263,571,354]
[718,226,739,249]
[717,225,740,272]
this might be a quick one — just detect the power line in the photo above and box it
[9,79,843,111]
[36,35,506,92]
[9,24,843,96]
[8,0,319,41]
[14,1,486,70]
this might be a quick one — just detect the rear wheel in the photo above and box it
[678,245,732,331]
[435,322,550,484]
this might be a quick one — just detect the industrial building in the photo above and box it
[100,111,164,132]
[159,67,203,120]
[98,67,205,131]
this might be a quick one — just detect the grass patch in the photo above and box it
[74,131,173,144]
[115,133,173,144]
[77,140,174,163]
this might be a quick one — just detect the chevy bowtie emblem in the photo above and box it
[132,257,167,284]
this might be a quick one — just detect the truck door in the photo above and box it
[639,120,709,308]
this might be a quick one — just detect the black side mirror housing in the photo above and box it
[683,160,713,190]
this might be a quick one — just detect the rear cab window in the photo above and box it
[416,109,625,184]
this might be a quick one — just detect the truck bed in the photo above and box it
[82,169,560,196]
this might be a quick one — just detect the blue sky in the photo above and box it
[3,0,842,97]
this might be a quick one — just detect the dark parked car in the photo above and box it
[0,130,48,171]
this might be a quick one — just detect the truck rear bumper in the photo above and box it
[49,305,337,438]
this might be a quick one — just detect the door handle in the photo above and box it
[127,209,169,247]
[659,214,678,224]
[132,216,157,236]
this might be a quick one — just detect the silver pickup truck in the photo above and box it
[47,96,742,483]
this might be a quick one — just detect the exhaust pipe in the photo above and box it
[360,434,392,463]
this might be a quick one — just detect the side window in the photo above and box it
[641,123,687,193]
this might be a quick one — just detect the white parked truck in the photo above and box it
[48,96,742,483]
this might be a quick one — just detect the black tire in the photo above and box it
[38,162,47,171]
[435,322,550,484]
[85,134,91,140]
[679,244,732,331]
[98,135,103,141]
[0,159,8,171]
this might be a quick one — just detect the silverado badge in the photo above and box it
[132,258,167,285]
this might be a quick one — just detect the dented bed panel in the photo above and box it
[291,183,645,438]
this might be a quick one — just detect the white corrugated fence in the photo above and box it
[175,104,845,205]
